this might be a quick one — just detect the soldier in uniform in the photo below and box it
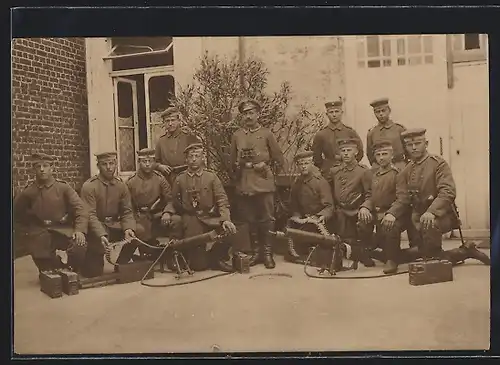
[286,150,334,264]
[366,98,408,170]
[392,128,490,265]
[312,100,364,176]
[126,148,174,259]
[154,107,201,186]
[80,151,138,278]
[13,152,88,273]
[360,139,409,274]
[163,143,237,271]
[327,138,375,267]
[229,99,285,269]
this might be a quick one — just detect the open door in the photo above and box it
[113,77,140,179]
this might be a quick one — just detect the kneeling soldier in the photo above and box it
[328,138,375,267]
[395,128,490,265]
[287,150,334,264]
[163,143,237,272]
[126,148,174,259]
[13,153,88,274]
[80,151,138,277]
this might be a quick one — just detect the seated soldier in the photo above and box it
[360,139,409,274]
[327,138,375,267]
[126,148,175,260]
[13,152,88,274]
[286,150,334,265]
[80,151,138,278]
[394,128,490,266]
[162,143,237,272]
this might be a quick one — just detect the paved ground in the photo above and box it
[13,240,490,355]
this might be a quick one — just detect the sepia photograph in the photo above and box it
[12,34,491,354]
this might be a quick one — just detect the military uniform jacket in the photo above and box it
[165,168,231,224]
[290,168,334,219]
[126,170,172,214]
[328,162,372,216]
[366,121,407,166]
[230,125,285,195]
[312,122,364,173]
[391,154,457,218]
[14,177,88,234]
[155,128,201,168]
[80,174,136,238]
[367,165,407,219]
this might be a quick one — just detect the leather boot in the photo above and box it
[463,241,491,265]
[285,237,304,264]
[383,260,398,274]
[400,246,421,263]
[350,244,375,267]
[258,222,275,269]
[444,243,491,266]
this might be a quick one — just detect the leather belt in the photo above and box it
[137,206,150,213]
[102,216,119,224]
[375,206,390,212]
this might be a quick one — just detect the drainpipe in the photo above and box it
[238,36,246,92]
[446,34,454,89]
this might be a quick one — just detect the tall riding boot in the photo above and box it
[382,230,402,274]
[248,227,261,266]
[400,246,421,263]
[285,237,303,264]
[258,222,275,269]
[349,241,375,267]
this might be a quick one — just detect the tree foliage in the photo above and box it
[170,52,324,184]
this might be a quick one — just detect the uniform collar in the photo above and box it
[414,153,430,165]
[376,166,393,176]
[166,128,181,138]
[98,174,116,185]
[36,176,56,189]
[328,122,344,131]
[378,120,394,130]
[137,170,154,180]
[342,162,357,171]
[187,168,204,177]
[243,124,262,134]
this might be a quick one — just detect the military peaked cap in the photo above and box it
[325,100,343,109]
[401,128,427,141]
[337,138,358,148]
[32,152,54,165]
[294,151,314,162]
[370,97,390,108]
[184,143,204,155]
[238,99,262,113]
[95,151,118,161]
[159,106,180,118]
[372,139,394,152]
[137,148,156,158]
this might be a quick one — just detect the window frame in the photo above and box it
[450,34,488,63]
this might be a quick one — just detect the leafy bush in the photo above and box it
[170,52,324,185]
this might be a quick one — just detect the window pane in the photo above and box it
[423,36,433,53]
[117,82,133,119]
[367,60,381,68]
[397,38,406,55]
[409,56,422,65]
[148,75,175,113]
[383,59,392,67]
[356,40,365,59]
[397,58,406,66]
[119,129,136,171]
[424,55,433,64]
[408,35,422,54]
[464,34,481,50]
[366,36,380,57]
[382,39,391,57]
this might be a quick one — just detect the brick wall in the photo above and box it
[12,38,89,198]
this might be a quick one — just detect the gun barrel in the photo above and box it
[168,230,219,249]
[269,228,339,247]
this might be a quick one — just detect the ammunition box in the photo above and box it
[58,269,80,295]
[117,261,154,284]
[232,254,250,274]
[409,259,453,286]
[39,271,63,298]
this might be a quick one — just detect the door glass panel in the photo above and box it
[408,35,422,54]
[116,81,136,172]
[366,36,380,57]
[148,75,176,146]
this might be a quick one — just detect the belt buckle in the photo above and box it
[104,217,113,224]
[43,220,52,226]
[375,207,381,212]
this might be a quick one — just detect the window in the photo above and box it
[451,34,488,63]
[106,37,174,71]
[357,35,434,68]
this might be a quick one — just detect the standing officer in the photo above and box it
[80,151,138,277]
[328,138,375,267]
[361,140,409,274]
[154,107,201,186]
[287,150,334,263]
[13,152,88,274]
[312,100,364,176]
[126,148,173,258]
[163,143,237,271]
[366,98,407,170]
[392,128,490,265]
[230,99,285,269]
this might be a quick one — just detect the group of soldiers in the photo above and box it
[14,96,489,281]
